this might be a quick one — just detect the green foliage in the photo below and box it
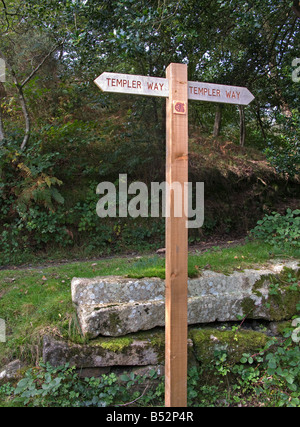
[1,0,299,265]
[0,361,161,408]
[236,324,300,407]
[0,139,71,264]
[264,112,300,178]
[186,322,300,407]
[72,182,165,254]
[0,139,64,210]
[7,362,122,407]
[250,209,300,248]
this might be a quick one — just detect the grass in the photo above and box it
[0,240,299,366]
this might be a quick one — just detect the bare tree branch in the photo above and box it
[0,82,6,141]
[0,49,30,150]
[0,42,64,150]
[116,385,149,407]
[0,104,5,142]
[20,43,63,88]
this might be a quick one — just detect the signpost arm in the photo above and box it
[165,63,189,407]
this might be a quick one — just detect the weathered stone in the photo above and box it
[72,276,165,338]
[42,327,270,372]
[43,335,160,368]
[0,360,25,380]
[190,328,268,365]
[71,261,299,337]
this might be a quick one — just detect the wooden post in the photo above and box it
[165,63,189,407]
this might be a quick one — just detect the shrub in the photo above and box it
[250,209,300,248]
[264,111,300,178]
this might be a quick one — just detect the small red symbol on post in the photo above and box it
[173,101,186,115]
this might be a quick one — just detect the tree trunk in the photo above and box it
[0,83,5,141]
[239,105,246,147]
[0,44,61,150]
[292,0,300,18]
[0,51,31,150]
[10,69,31,151]
[256,103,266,142]
[19,86,30,150]
[0,103,4,141]
[213,104,222,137]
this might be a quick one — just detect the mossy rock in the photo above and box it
[189,328,268,365]
[88,336,134,353]
[241,267,300,321]
[266,268,300,321]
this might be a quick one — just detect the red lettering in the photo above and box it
[189,85,221,97]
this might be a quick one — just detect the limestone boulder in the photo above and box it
[43,335,160,368]
[71,261,299,338]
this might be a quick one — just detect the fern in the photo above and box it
[16,168,64,211]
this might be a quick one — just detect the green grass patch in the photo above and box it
[188,240,300,277]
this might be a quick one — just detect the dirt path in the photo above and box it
[0,237,246,272]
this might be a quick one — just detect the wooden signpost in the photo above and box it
[94,64,254,407]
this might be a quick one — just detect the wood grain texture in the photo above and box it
[165,63,188,408]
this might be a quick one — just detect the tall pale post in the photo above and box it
[165,63,189,407]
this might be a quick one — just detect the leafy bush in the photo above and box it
[0,139,69,263]
[231,323,300,407]
[264,111,300,178]
[250,209,300,248]
[0,139,64,212]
